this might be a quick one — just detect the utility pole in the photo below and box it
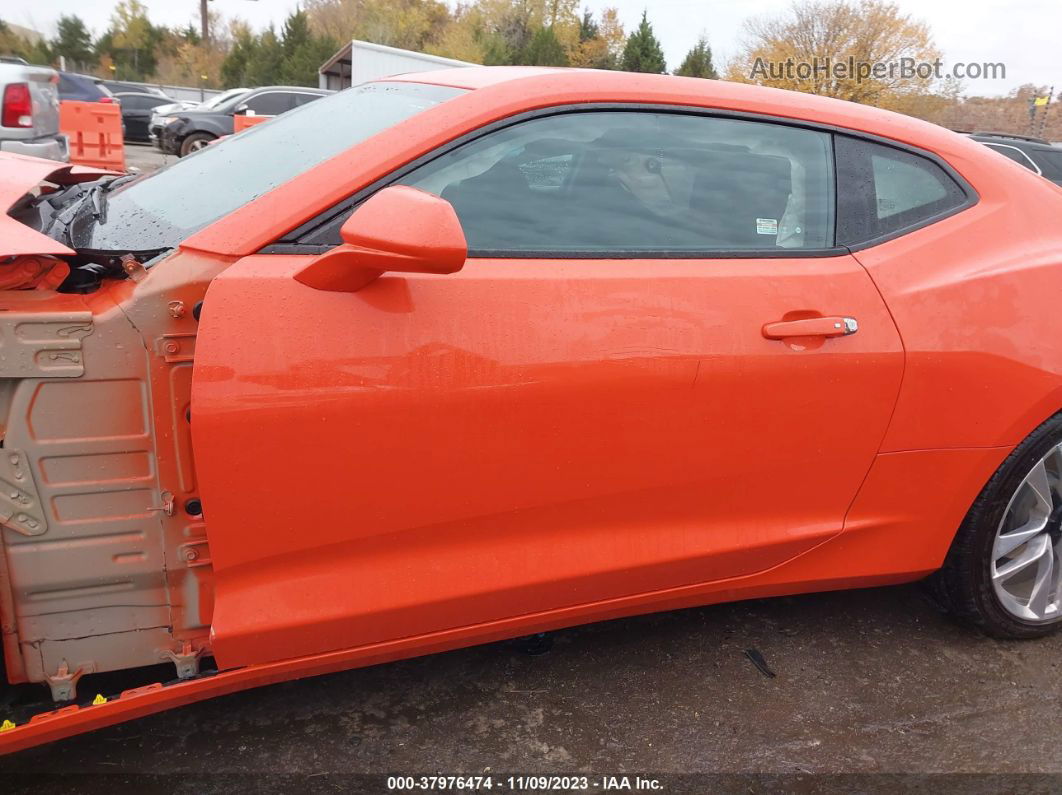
[1037,86,1055,140]
[200,0,258,45]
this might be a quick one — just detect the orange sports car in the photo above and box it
[1,66,1061,753]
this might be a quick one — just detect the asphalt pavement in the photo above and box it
[2,582,1060,790]
[124,142,174,174]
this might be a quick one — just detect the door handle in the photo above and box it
[762,316,858,340]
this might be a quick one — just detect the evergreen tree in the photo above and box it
[280,36,337,85]
[182,24,201,47]
[620,11,666,74]
[675,36,717,78]
[579,9,599,42]
[51,15,94,71]
[522,26,568,66]
[481,34,512,66]
[244,28,283,86]
[220,27,255,87]
[277,9,336,85]
[280,9,311,58]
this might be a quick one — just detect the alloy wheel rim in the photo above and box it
[190,139,208,152]
[991,442,1062,623]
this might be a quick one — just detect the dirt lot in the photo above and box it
[2,582,1061,790]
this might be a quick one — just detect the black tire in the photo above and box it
[179,132,215,157]
[931,412,1062,639]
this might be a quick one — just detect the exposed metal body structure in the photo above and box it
[0,252,222,701]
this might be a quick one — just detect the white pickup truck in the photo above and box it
[0,60,67,162]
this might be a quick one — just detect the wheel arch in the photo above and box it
[999,388,1062,451]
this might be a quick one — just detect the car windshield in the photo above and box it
[72,81,466,252]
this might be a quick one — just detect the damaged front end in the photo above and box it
[0,153,219,739]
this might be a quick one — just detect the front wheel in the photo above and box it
[933,413,1062,638]
[180,132,215,157]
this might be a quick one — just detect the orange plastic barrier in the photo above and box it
[233,114,272,132]
[59,101,125,171]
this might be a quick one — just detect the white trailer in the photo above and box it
[319,40,473,91]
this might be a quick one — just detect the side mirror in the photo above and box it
[294,186,467,292]
[234,103,248,115]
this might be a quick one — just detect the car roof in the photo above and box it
[386,67,981,157]
[388,65,569,90]
[248,86,330,94]
[0,61,55,78]
[64,72,104,83]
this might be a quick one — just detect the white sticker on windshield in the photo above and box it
[756,218,778,235]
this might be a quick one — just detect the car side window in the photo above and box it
[121,96,151,110]
[984,143,1039,172]
[244,92,294,116]
[395,111,834,254]
[58,74,78,96]
[294,93,323,107]
[1028,148,1062,181]
[835,136,969,246]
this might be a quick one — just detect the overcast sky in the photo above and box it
[5,0,1058,96]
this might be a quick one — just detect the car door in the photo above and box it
[193,108,904,667]
[120,95,156,140]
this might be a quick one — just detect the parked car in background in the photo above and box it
[158,85,329,156]
[101,79,168,97]
[0,61,67,161]
[149,86,249,148]
[969,132,1062,186]
[114,91,176,142]
[57,72,116,104]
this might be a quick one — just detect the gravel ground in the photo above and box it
[2,582,1061,791]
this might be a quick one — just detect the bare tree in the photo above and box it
[727,0,943,108]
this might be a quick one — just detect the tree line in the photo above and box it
[0,2,336,88]
[0,0,1055,140]
[0,0,717,89]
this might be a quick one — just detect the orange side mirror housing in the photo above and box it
[294,185,468,292]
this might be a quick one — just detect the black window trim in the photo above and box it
[258,101,979,258]
[836,132,979,252]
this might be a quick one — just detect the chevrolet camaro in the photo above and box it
[1,66,1060,753]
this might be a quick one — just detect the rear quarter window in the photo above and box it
[835,136,970,247]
